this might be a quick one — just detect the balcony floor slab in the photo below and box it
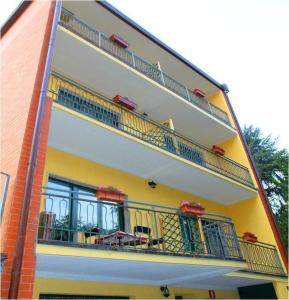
[36,244,248,290]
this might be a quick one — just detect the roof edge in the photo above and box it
[0,0,32,37]
[98,1,226,92]
[1,0,226,91]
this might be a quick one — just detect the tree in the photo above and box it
[243,125,288,249]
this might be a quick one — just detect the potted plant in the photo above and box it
[242,232,258,243]
[110,34,129,48]
[96,186,126,204]
[212,145,225,156]
[180,201,205,216]
[193,88,206,98]
[113,95,137,111]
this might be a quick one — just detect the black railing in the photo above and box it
[59,8,232,127]
[239,239,285,276]
[38,187,243,260]
[48,72,254,188]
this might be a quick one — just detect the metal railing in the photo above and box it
[239,239,286,276]
[38,187,243,260]
[48,72,254,188]
[59,8,232,127]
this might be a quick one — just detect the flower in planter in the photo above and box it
[242,232,258,243]
[97,185,125,194]
[96,186,126,204]
[179,201,205,215]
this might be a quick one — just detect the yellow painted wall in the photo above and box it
[209,92,282,251]
[228,197,276,244]
[209,92,253,177]
[33,278,239,299]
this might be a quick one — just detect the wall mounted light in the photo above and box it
[160,285,170,298]
[148,180,157,189]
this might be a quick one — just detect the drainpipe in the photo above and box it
[0,172,10,223]
[8,0,61,298]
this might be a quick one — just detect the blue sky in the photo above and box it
[1,0,288,149]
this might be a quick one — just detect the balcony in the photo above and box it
[238,239,285,276]
[47,72,256,203]
[52,8,237,146]
[38,187,243,261]
[37,187,286,279]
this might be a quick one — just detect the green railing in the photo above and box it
[38,187,243,260]
[38,187,286,276]
[59,8,232,127]
[239,239,286,276]
[48,72,254,188]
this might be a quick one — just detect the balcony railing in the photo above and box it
[38,187,243,261]
[59,8,232,127]
[239,239,286,276]
[48,72,254,188]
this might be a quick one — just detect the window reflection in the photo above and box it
[45,178,123,239]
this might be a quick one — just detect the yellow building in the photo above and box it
[1,1,287,299]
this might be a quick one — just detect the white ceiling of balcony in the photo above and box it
[48,107,256,204]
[36,253,272,290]
[51,27,237,147]
[62,1,221,97]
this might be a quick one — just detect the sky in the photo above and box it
[1,0,288,149]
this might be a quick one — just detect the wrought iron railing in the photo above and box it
[59,8,232,127]
[239,239,285,276]
[48,72,254,188]
[38,187,243,260]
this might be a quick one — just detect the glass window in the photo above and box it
[43,178,124,242]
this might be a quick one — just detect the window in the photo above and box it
[42,178,124,242]
[57,88,120,128]
[202,220,231,258]
[179,215,203,254]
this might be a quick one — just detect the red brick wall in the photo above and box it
[1,1,55,298]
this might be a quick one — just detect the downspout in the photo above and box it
[222,89,288,272]
[0,172,10,223]
[8,0,61,298]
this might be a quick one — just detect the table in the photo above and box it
[95,230,147,247]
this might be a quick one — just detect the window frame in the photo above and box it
[46,177,125,241]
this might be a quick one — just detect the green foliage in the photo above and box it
[243,125,288,249]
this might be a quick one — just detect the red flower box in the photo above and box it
[180,201,205,216]
[96,186,126,204]
[113,95,137,111]
[110,34,129,48]
[212,145,225,156]
[242,232,258,243]
[193,88,206,98]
